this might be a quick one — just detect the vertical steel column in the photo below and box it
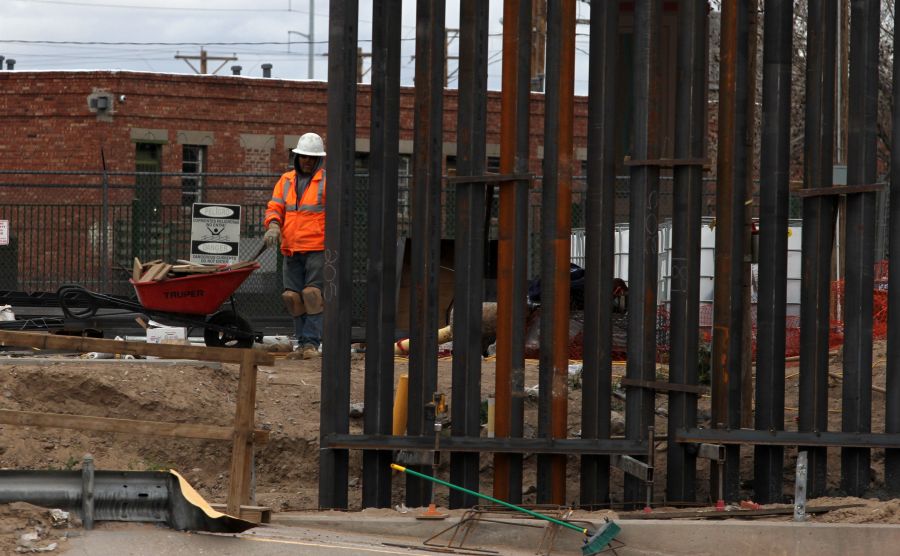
[754,0,793,505]
[319,0,357,510]
[886,0,900,494]
[799,0,837,499]
[579,0,618,509]
[536,0,575,506]
[624,0,662,508]
[666,0,706,504]
[407,0,445,508]
[494,0,532,504]
[711,0,749,503]
[362,0,401,509]
[450,0,489,509]
[841,0,880,497]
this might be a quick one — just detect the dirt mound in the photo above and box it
[0,342,897,523]
[0,502,80,554]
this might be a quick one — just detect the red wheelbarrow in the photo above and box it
[58,262,263,348]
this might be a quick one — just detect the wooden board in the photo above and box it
[209,504,272,524]
[0,330,274,365]
[0,409,269,444]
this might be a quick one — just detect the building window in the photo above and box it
[182,145,206,206]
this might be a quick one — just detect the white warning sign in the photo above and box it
[190,203,241,265]
[0,220,8,246]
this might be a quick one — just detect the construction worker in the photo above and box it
[264,132,327,360]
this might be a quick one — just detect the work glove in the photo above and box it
[264,222,282,249]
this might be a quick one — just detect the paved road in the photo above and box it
[62,522,528,555]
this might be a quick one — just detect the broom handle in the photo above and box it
[390,463,587,535]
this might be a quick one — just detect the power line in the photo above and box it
[0,37,439,46]
[0,40,316,46]
[12,0,297,12]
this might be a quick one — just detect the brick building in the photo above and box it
[0,70,594,191]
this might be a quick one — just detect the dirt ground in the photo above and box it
[0,338,898,552]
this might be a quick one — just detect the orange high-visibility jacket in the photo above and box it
[264,168,326,254]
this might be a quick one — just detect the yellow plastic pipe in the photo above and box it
[392,374,409,435]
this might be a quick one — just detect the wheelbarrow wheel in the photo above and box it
[204,310,254,348]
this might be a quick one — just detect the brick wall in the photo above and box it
[0,70,589,190]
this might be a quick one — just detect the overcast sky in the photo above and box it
[0,0,594,93]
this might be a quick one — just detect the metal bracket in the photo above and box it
[795,183,885,197]
[697,443,726,463]
[620,377,708,395]
[445,173,533,185]
[610,455,653,483]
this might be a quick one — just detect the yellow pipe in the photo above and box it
[392,374,409,435]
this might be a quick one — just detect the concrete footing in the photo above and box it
[273,513,900,555]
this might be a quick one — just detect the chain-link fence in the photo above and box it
[0,169,831,337]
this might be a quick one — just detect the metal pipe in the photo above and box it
[362,0,402,509]
[799,0,837,498]
[711,0,750,503]
[449,0,489,508]
[536,0,574,506]
[579,0,617,509]
[318,0,357,510]
[406,0,445,508]
[754,0,793,505]
[495,0,532,505]
[886,0,900,493]
[666,0,706,504]
[624,0,662,509]
[841,0,879,497]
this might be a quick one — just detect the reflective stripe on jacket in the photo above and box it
[264,168,326,254]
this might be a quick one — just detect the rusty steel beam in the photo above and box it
[666,0,706,505]
[362,0,402,509]
[319,0,358,510]
[579,0,618,509]
[711,0,751,504]
[406,0,445,508]
[536,0,575,506]
[494,0,532,505]
[799,0,837,499]
[754,0,793,505]
[841,0,880,497]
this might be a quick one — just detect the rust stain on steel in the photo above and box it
[493,0,525,501]
[549,0,576,506]
[712,0,738,428]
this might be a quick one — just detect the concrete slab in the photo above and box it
[273,512,900,555]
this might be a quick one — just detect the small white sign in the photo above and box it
[0,220,8,246]
[190,203,241,265]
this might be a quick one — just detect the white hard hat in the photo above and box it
[292,132,326,157]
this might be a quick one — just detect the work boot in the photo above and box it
[302,344,321,359]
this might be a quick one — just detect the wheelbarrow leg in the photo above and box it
[204,310,254,348]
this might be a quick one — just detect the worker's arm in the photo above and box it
[264,175,288,249]
[264,174,288,229]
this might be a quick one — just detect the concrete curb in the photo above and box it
[272,513,900,555]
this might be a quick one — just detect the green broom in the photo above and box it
[390,463,620,556]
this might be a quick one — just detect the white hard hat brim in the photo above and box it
[292,148,326,156]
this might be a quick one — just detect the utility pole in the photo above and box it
[444,28,459,87]
[357,47,373,83]
[288,0,316,79]
[531,0,546,91]
[175,48,237,74]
